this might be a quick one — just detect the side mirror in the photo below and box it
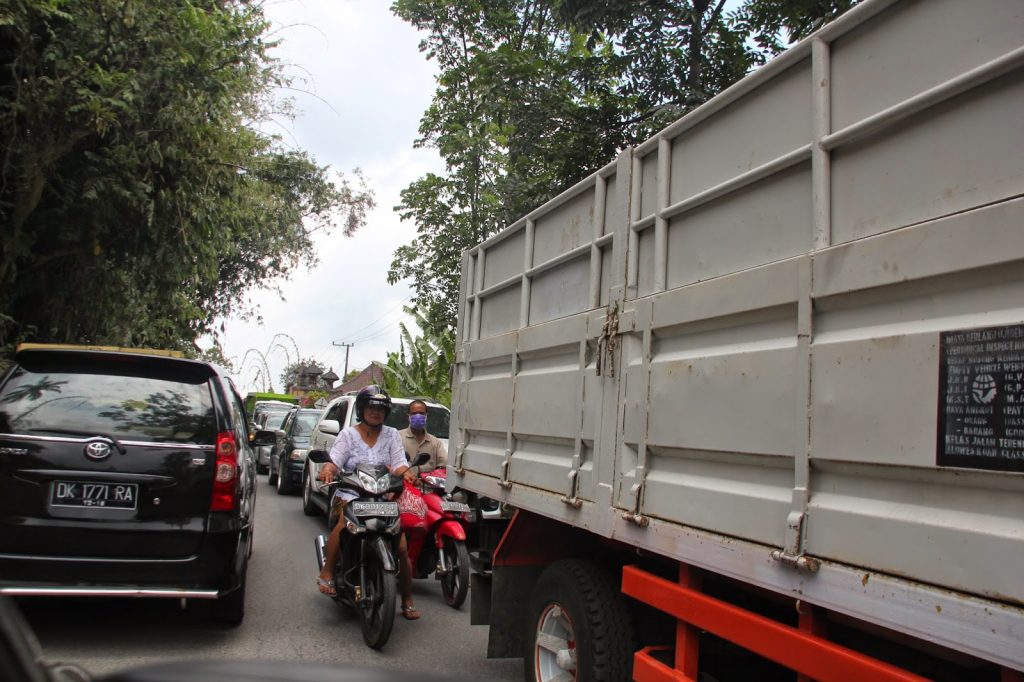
[412,452,431,467]
[307,449,330,464]
[317,419,341,436]
[275,429,286,438]
[252,429,276,447]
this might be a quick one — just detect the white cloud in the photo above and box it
[211,0,442,393]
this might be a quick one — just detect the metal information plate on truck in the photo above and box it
[350,501,399,517]
[938,323,1024,472]
[51,481,139,509]
[440,500,471,513]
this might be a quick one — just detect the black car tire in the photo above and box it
[256,462,269,475]
[267,456,278,486]
[276,461,294,495]
[524,560,634,682]
[212,570,247,626]
[302,466,320,516]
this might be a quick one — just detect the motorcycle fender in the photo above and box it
[434,519,467,545]
[367,534,398,573]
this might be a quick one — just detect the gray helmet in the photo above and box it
[355,385,392,422]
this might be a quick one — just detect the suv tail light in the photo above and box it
[210,431,238,511]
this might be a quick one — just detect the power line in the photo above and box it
[336,296,412,340]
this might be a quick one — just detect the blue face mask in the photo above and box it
[409,413,427,430]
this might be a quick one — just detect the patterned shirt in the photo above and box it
[328,425,406,501]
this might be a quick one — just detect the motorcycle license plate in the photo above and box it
[51,480,139,509]
[351,500,399,517]
[440,500,471,513]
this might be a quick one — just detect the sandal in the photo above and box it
[401,604,421,620]
[316,577,337,597]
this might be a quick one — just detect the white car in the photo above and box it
[300,394,450,518]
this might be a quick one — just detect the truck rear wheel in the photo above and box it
[524,560,634,682]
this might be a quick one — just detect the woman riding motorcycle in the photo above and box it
[316,385,420,620]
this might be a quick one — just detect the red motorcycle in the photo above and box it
[399,466,471,608]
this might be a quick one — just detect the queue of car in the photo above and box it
[0,345,455,633]
[250,400,294,474]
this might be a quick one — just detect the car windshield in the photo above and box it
[384,403,450,439]
[0,367,216,444]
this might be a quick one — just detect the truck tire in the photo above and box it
[525,560,634,682]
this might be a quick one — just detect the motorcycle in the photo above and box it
[310,449,430,649]
[400,457,472,609]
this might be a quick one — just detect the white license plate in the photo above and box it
[440,500,471,513]
[351,500,399,517]
[51,480,139,509]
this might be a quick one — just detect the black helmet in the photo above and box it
[355,385,392,422]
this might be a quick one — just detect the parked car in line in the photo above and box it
[0,344,276,625]
[267,407,325,495]
[251,404,292,474]
[301,394,451,518]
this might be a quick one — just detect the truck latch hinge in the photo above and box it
[770,510,819,572]
[620,476,649,527]
[595,301,620,378]
[560,469,583,508]
[498,454,513,489]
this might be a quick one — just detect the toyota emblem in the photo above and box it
[85,441,112,460]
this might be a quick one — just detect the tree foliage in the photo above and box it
[380,306,453,406]
[0,0,375,358]
[389,0,857,337]
[280,357,327,393]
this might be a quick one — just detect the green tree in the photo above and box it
[389,0,856,337]
[380,306,454,405]
[0,0,375,358]
[389,0,628,337]
[280,357,327,393]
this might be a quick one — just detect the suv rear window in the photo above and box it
[263,412,288,430]
[0,363,217,444]
[293,410,323,437]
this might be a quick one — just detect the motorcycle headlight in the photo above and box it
[289,448,308,461]
[356,470,390,494]
[424,475,446,489]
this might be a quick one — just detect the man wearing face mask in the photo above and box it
[400,399,448,474]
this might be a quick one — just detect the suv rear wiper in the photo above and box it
[28,428,128,454]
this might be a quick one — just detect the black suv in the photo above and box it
[267,407,324,495]
[0,345,274,624]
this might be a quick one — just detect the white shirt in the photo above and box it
[328,425,406,501]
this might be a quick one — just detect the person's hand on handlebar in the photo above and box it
[319,462,338,484]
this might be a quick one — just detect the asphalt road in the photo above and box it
[19,475,523,681]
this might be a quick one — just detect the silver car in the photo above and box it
[253,409,290,474]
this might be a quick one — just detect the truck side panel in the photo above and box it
[450,0,1024,668]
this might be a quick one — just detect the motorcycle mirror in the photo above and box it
[412,452,431,467]
[307,449,329,464]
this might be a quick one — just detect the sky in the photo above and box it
[209,0,443,394]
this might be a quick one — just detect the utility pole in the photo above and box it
[332,341,354,380]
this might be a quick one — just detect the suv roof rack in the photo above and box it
[16,343,184,358]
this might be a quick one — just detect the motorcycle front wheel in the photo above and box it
[360,539,397,649]
[440,537,470,609]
